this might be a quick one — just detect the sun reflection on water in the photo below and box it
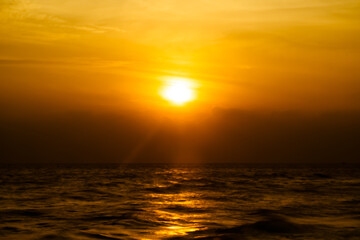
[144,168,211,238]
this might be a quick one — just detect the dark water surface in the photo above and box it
[0,165,359,240]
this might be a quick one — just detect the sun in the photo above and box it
[160,77,196,105]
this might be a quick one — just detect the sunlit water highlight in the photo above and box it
[0,165,359,239]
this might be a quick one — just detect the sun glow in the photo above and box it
[160,77,196,105]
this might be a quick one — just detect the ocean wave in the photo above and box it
[0,209,45,218]
[162,205,209,214]
[167,215,315,239]
[78,232,125,240]
[1,166,359,240]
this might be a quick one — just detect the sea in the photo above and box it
[0,164,359,240]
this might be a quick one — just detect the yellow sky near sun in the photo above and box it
[1,0,360,115]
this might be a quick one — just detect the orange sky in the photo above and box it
[1,0,360,113]
[1,0,360,163]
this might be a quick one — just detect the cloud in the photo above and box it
[0,111,180,164]
[1,108,360,164]
[199,108,360,163]
[0,0,125,45]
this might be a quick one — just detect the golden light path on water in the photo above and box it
[142,168,212,239]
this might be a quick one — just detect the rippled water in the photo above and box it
[0,165,359,240]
